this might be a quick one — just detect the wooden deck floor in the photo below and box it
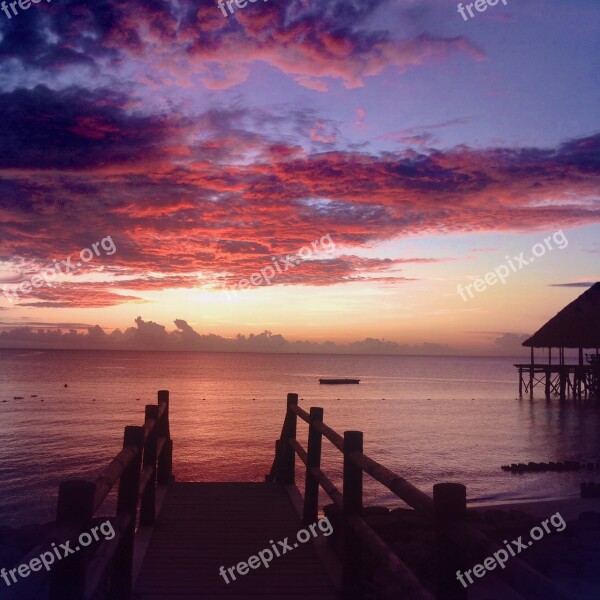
[132,482,339,599]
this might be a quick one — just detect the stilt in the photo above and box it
[559,367,567,400]
[577,348,583,400]
[518,367,523,397]
[545,347,552,400]
[529,347,534,399]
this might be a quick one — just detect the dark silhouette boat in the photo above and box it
[319,378,360,385]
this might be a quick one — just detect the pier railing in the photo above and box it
[267,393,571,600]
[7,390,172,600]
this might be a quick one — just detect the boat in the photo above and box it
[319,378,360,385]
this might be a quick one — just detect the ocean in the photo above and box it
[1,349,599,527]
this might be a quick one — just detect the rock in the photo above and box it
[473,522,498,538]
[392,539,434,580]
[578,512,600,529]
[465,509,482,523]
[364,513,398,529]
[13,522,54,551]
[481,509,506,525]
[389,508,430,529]
[363,505,390,516]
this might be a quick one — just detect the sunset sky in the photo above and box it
[0,0,599,354]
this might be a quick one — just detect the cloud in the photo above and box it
[493,332,530,353]
[310,121,337,144]
[378,117,472,146]
[0,109,599,305]
[222,254,440,289]
[549,281,597,288]
[0,86,185,170]
[355,108,366,128]
[0,0,483,92]
[0,71,598,306]
[0,317,451,355]
[0,320,96,328]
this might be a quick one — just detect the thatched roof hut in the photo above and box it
[517,283,599,399]
[523,282,600,351]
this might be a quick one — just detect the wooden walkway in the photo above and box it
[25,391,570,600]
[132,482,339,599]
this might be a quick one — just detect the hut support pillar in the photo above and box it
[529,348,534,399]
[559,367,567,400]
[577,348,584,400]
[518,367,523,397]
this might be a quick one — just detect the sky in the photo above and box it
[0,0,599,355]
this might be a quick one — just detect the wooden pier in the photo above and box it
[6,391,573,600]
[132,482,337,599]
[516,282,600,401]
[515,361,599,400]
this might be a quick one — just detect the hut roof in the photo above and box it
[523,282,600,348]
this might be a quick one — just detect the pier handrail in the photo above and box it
[7,390,173,600]
[267,393,571,600]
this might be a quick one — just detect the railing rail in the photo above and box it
[267,392,571,600]
[6,390,173,600]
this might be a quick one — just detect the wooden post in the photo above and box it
[342,431,363,599]
[157,390,173,485]
[518,367,523,397]
[157,389,171,436]
[578,348,584,400]
[559,367,567,400]
[545,348,552,399]
[590,348,600,401]
[276,393,298,484]
[49,480,96,600]
[111,426,144,600]
[140,405,158,525]
[529,347,534,399]
[273,439,281,479]
[303,407,324,524]
[434,483,467,600]
[266,439,282,482]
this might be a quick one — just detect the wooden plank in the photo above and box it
[133,482,339,599]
